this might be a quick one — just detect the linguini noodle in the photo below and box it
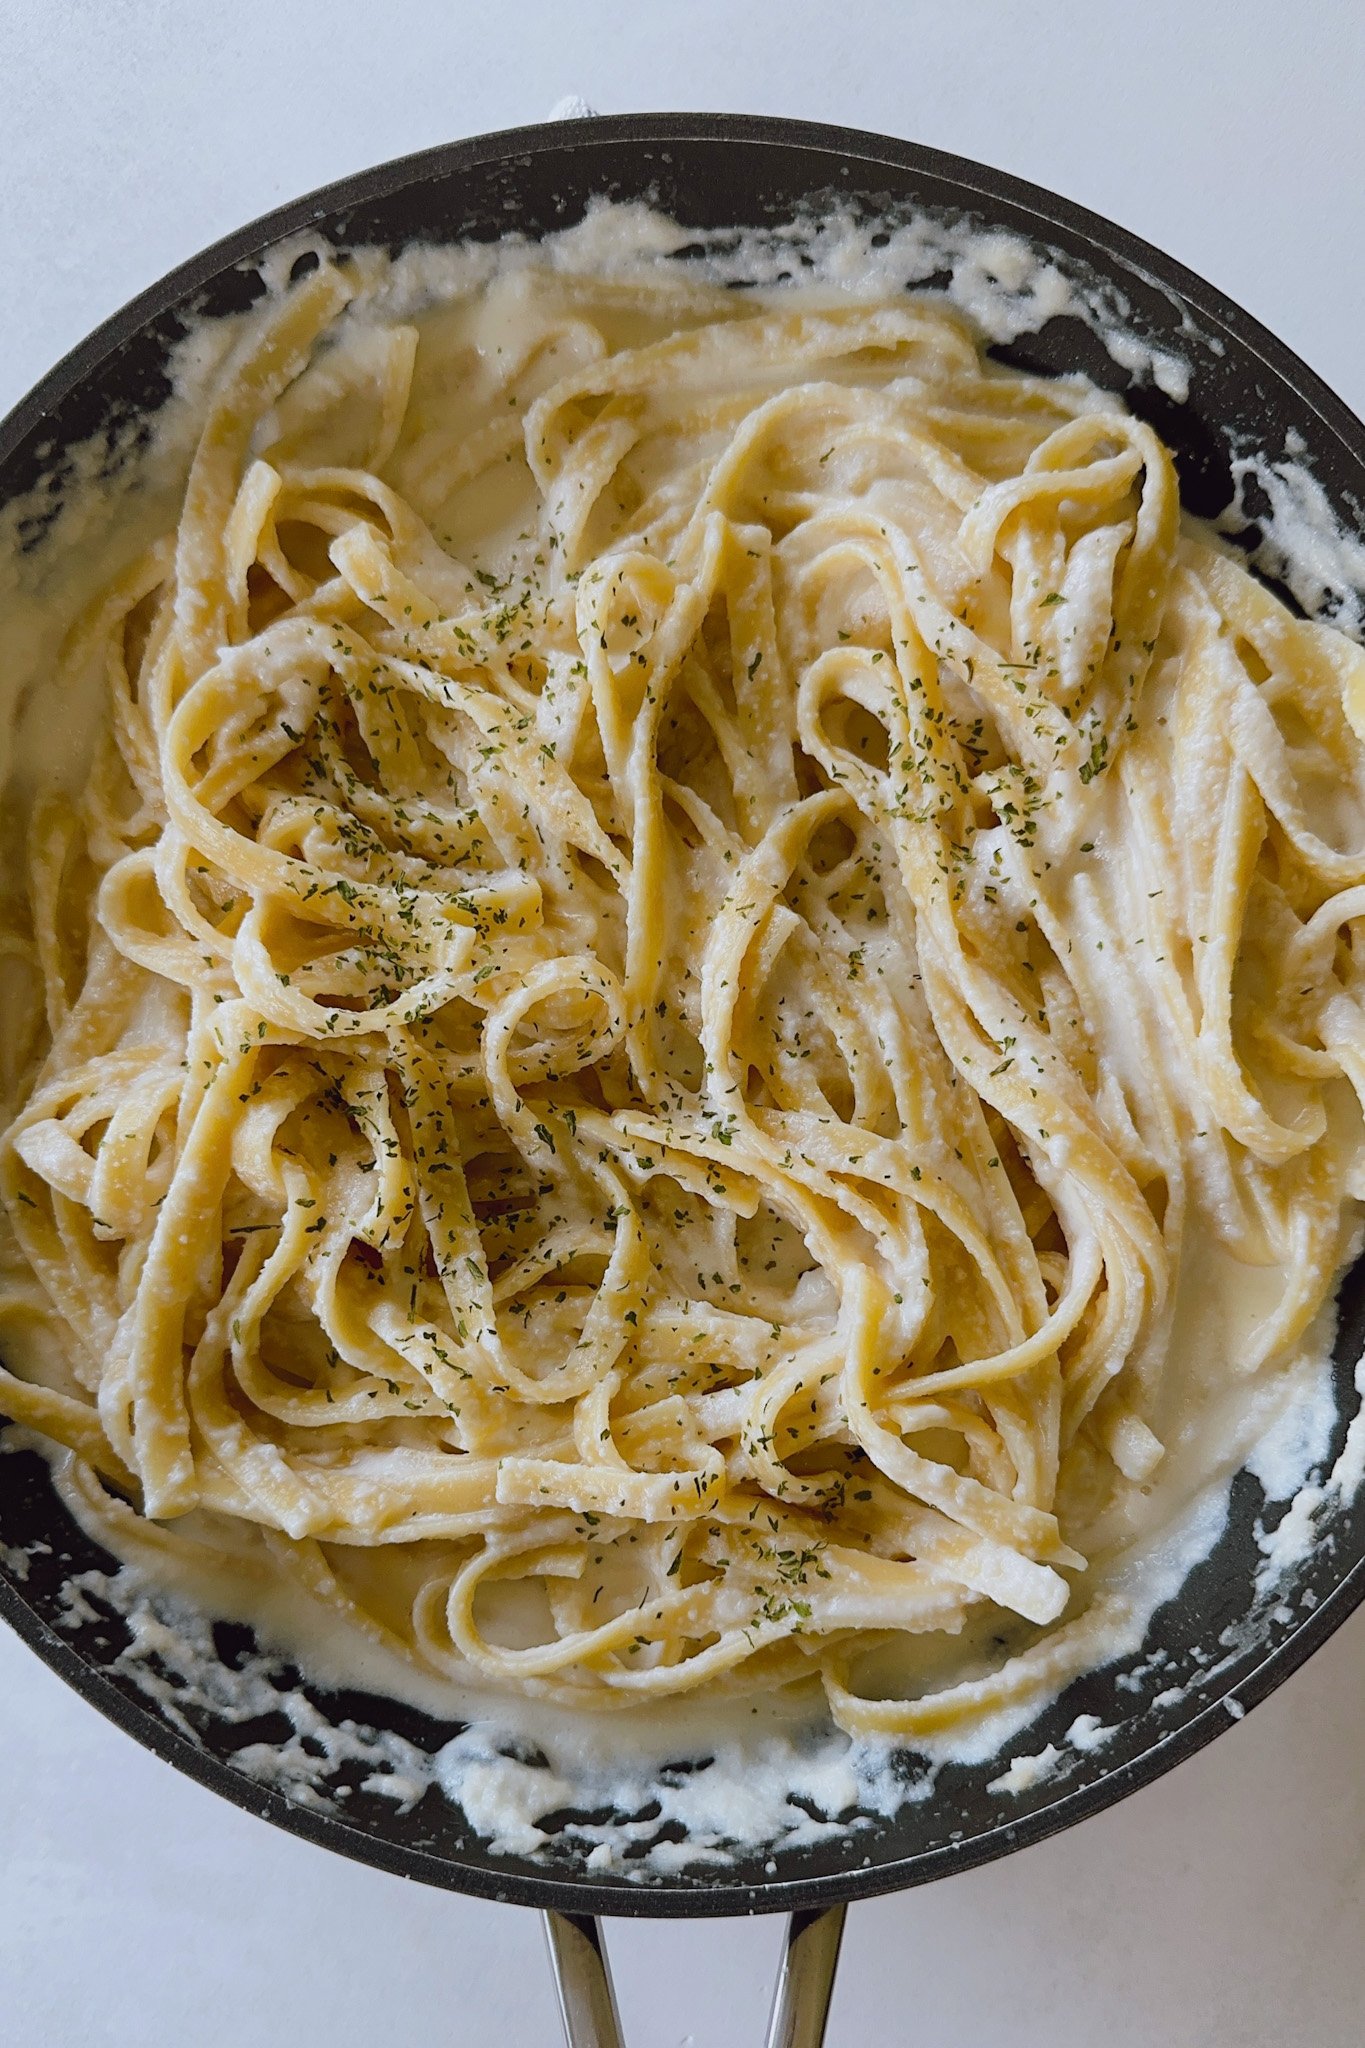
[4,243,1365,1749]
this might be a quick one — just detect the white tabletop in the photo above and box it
[4,4,1365,2043]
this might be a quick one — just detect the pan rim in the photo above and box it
[4,108,1365,1920]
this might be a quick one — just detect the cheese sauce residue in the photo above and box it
[2,204,1365,1871]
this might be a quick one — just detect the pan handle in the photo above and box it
[542,1902,846,2048]
[763,1904,847,2048]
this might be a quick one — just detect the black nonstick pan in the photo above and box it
[5,113,1365,2048]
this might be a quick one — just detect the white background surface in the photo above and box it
[3,4,1365,2043]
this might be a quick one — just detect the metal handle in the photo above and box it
[543,1910,626,2048]
[763,1904,847,2048]
[542,1902,846,2048]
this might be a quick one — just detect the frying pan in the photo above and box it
[5,113,1365,2048]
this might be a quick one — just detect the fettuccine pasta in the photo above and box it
[3,245,1365,1745]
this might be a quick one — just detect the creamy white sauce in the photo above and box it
[3,200,1365,1872]
[1214,425,1365,636]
